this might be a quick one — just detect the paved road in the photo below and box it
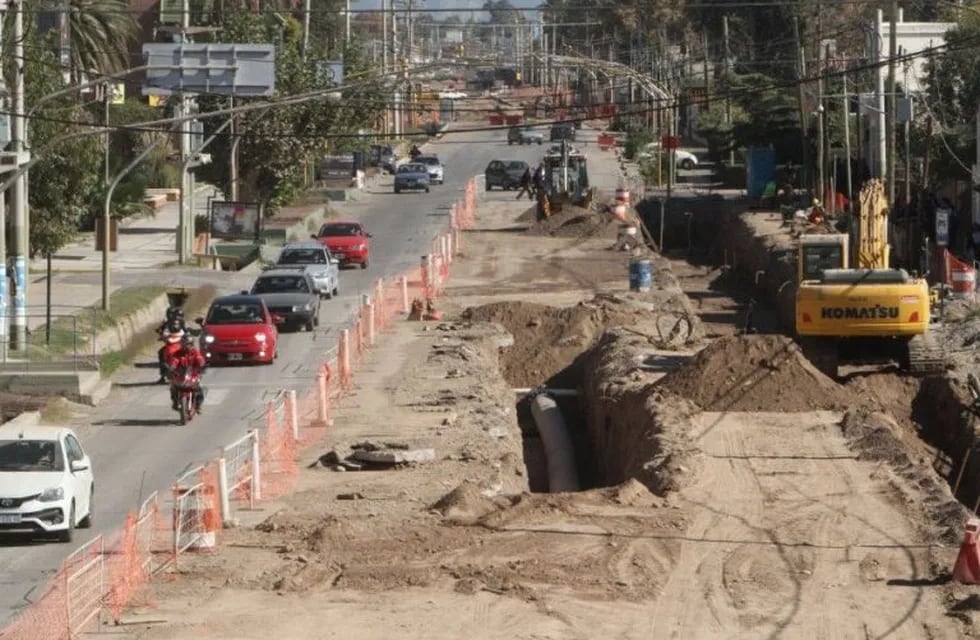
[0,126,548,624]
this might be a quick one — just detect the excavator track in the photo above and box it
[905,332,947,376]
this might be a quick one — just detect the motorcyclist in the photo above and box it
[157,321,185,383]
[157,306,186,334]
[409,144,422,160]
[164,334,206,414]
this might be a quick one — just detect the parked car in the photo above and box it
[549,122,576,142]
[416,155,445,184]
[508,126,544,145]
[0,426,94,542]
[274,241,340,299]
[637,143,699,170]
[394,162,431,193]
[485,159,530,190]
[197,295,278,365]
[315,221,371,269]
[248,270,320,332]
[369,144,397,174]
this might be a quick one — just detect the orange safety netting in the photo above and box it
[0,569,70,640]
[258,400,298,501]
[198,464,222,546]
[106,511,155,622]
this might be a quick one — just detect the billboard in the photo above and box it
[210,201,262,241]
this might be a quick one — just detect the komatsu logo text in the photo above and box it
[820,305,899,320]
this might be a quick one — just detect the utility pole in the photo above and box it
[794,17,809,192]
[817,42,826,204]
[703,30,711,108]
[842,72,853,213]
[0,0,9,357]
[887,0,898,204]
[11,0,27,349]
[176,0,193,265]
[345,0,351,48]
[722,15,733,166]
[301,0,310,60]
[229,95,238,201]
[975,101,980,232]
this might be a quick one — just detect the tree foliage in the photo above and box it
[194,10,388,212]
[922,15,980,184]
[696,73,802,164]
[18,33,103,257]
[65,0,140,76]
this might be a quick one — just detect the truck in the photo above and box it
[795,179,945,377]
[273,241,341,299]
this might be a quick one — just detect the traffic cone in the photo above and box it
[952,518,980,584]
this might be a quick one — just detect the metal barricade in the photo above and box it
[172,466,206,560]
[64,535,106,636]
[218,431,260,523]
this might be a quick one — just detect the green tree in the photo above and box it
[195,11,387,212]
[19,33,103,257]
[922,13,980,185]
[65,0,140,76]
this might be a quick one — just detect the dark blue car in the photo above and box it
[394,162,431,194]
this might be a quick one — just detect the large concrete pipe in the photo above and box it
[530,394,581,492]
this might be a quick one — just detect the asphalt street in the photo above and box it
[0,126,549,625]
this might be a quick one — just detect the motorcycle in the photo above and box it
[169,367,202,425]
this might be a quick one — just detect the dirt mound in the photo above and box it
[462,296,697,387]
[658,334,857,412]
[431,482,501,522]
[516,203,618,239]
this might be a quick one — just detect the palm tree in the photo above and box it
[65,0,139,77]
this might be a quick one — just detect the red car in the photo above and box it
[314,221,371,269]
[197,295,278,365]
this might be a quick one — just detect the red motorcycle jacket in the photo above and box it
[165,348,206,373]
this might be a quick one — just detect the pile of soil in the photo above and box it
[516,203,618,239]
[462,296,696,387]
[657,334,858,412]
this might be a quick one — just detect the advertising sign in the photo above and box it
[210,201,262,240]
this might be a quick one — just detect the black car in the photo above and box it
[485,160,530,190]
[247,270,321,332]
[549,122,576,142]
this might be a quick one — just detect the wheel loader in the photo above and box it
[795,179,945,377]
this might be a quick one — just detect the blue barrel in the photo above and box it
[629,259,652,292]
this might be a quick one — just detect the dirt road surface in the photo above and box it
[107,141,978,638]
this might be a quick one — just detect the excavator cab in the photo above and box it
[797,234,848,282]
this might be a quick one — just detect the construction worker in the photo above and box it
[807,198,826,225]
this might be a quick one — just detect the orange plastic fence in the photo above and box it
[106,511,155,622]
[0,569,70,640]
[1,178,484,639]
[258,400,298,500]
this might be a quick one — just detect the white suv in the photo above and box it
[417,155,445,185]
[0,426,95,542]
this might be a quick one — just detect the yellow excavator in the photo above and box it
[795,179,945,377]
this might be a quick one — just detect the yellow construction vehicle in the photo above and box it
[795,179,944,377]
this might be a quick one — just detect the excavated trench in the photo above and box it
[701,202,980,510]
[461,291,703,493]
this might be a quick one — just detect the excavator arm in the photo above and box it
[855,179,890,269]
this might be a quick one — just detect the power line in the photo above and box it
[7,30,978,144]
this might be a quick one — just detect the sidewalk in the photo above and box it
[23,185,218,331]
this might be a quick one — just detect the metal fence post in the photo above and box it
[250,429,261,503]
[217,452,230,527]
[366,302,375,346]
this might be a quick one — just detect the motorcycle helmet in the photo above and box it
[164,328,185,344]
